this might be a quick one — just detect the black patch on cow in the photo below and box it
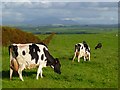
[37,42,48,48]
[41,54,44,60]
[82,41,90,52]
[77,44,81,51]
[29,44,40,64]
[87,49,90,53]
[78,44,81,46]
[22,51,26,56]
[83,41,89,50]
[81,46,83,49]
[9,45,18,58]
[13,45,18,57]
[43,48,54,66]
[75,44,77,52]
[84,44,88,49]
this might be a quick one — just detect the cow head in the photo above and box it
[53,58,61,74]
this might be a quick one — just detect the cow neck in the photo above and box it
[43,48,55,66]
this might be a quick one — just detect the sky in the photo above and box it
[1,1,118,25]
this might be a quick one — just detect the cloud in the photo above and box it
[2,2,118,25]
[61,17,83,21]
[1,0,119,2]
[2,2,117,9]
[2,10,25,23]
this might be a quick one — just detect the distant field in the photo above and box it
[2,30,118,88]
[18,25,118,34]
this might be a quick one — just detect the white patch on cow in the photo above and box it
[17,46,34,69]
[33,48,35,52]
[85,51,90,61]
[51,65,54,69]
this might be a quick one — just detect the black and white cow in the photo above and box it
[9,43,61,81]
[72,41,90,62]
[95,43,102,49]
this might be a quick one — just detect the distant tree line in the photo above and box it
[34,31,96,35]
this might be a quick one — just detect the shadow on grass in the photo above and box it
[59,56,73,61]
[1,70,37,79]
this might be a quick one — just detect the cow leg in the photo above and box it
[36,65,43,80]
[84,56,86,61]
[18,64,25,81]
[88,54,90,61]
[10,68,13,80]
[78,55,80,62]
[40,69,43,78]
[10,59,14,80]
[72,52,76,62]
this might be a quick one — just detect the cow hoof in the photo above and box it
[21,79,24,81]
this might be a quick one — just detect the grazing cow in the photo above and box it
[95,43,102,49]
[72,41,90,62]
[9,43,61,81]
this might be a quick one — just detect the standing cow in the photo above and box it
[72,41,90,62]
[9,43,61,81]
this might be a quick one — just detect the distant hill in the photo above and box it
[29,17,79,25]
[2,17,79,26]
[2,26,42,46]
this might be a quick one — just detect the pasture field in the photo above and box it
[2,31,118,88]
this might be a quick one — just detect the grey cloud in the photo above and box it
[2,2,118,25]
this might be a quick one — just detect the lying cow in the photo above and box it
[72,41,90,62]
[9,43,61,81]
[95,43,102,49]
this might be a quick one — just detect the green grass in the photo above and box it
[22,25,118,34]
[2,31,118,88]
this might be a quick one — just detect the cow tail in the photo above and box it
[8,45,13,61]
[9,45,19,72]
